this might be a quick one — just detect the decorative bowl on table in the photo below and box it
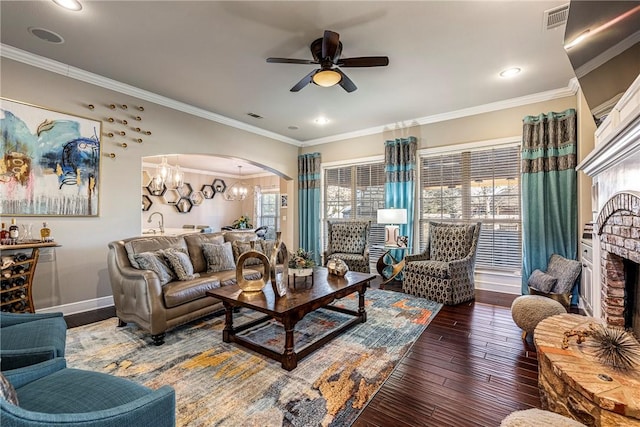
[288,267,314,277]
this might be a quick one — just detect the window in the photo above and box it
[257,192,279,240]
[419,145,521,270]
[323,162,386,266]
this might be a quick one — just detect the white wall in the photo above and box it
[1,58,298,314]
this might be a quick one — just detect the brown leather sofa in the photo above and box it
[107,231,278,345]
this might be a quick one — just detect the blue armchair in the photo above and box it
[1,358,176,427]
[0,312,67,371]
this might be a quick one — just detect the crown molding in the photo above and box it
[574,31,640,79]
[0,44,302,147]
[301,82,578,146]
[2,44,577,149]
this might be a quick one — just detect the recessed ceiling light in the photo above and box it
[499,67,522,78]
[28,27,64,44]
[52,0,82,11]
[314,117,330,125]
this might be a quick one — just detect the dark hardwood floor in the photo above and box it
[354,287,539,427]
[64,286,540,427]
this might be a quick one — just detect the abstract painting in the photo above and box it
[1,98,101,216]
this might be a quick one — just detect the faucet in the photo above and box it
[148,212,164,234]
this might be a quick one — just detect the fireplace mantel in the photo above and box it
[577,74,640,178]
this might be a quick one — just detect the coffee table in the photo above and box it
[206,267,376,370]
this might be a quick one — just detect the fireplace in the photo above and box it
[596,191,640,337]
[577,74,640,329]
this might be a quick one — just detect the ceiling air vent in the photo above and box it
[246,112,263,119]
[543,4,569,30]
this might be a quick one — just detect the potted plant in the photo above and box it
[232,215,252,229]
[288,248,315,276]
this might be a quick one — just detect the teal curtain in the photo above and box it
[384,137,417,250]
[521,109,578,296]
[298,153,322,265]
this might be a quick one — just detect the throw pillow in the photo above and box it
[232,240,263,266]
[163,248,200,281]
[132,250,175,285]
[527,269,557,293]
[0,372,19,406]
[202,242,236,273]
[547,254,582,294]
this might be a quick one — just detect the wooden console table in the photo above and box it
[1,242,60,313]
[534,314,640,426]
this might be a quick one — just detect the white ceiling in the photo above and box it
[1,0,578,149]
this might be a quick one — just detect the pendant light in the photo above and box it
[156,157,172,187]
[224,165,249,201]
[172,156,184,189]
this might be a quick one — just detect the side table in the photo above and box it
[373,245,411,287]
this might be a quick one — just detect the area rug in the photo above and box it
[65,289,441,427]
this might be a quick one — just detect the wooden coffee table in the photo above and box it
[206,267,375,370]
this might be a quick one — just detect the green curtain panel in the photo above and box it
[384,137,417,250]
[521,109,578,296]
[298,152,322,265]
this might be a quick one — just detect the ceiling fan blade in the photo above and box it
[338,56,390,67]
[322,30,340,61]
[267,57,317,65]
[335,69,357,93]
[290,69,317,92]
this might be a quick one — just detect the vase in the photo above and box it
[269,232,288,297]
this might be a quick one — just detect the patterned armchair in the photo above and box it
[403,221,481,305]
[324,220,371,273]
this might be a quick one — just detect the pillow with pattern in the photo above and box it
[163,247,200,281]
[232,240,263,266]
[132,250,176,285]
[430,225,473,262]
[0,372,19,406]
[202,242,236,273]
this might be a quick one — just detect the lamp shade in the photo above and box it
[377,208,407,225]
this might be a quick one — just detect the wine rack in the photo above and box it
[1,242,58,313]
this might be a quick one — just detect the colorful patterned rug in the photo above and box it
[65,289,441,426]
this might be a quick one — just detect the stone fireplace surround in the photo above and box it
[596,192,640,334]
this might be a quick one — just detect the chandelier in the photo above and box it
[224,165,249,201]
[151,156,184,191]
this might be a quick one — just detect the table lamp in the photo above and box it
[377,208,407,246]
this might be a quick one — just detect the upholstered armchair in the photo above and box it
[324,220,371,273]
[0,312,67,371]
[403,221,481,305]
[1,358,176,427]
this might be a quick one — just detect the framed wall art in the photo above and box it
[1,98,102,216]
[281,193,288,208]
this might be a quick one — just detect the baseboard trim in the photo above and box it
[37,296,115,316]
[475,270,521,295]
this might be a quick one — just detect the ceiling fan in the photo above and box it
[266,30,389,93]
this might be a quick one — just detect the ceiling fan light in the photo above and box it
[313,69,342,87]
[52,0,82,11]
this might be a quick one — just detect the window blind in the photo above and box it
[323,162,386,268]
[419,145,521,270]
